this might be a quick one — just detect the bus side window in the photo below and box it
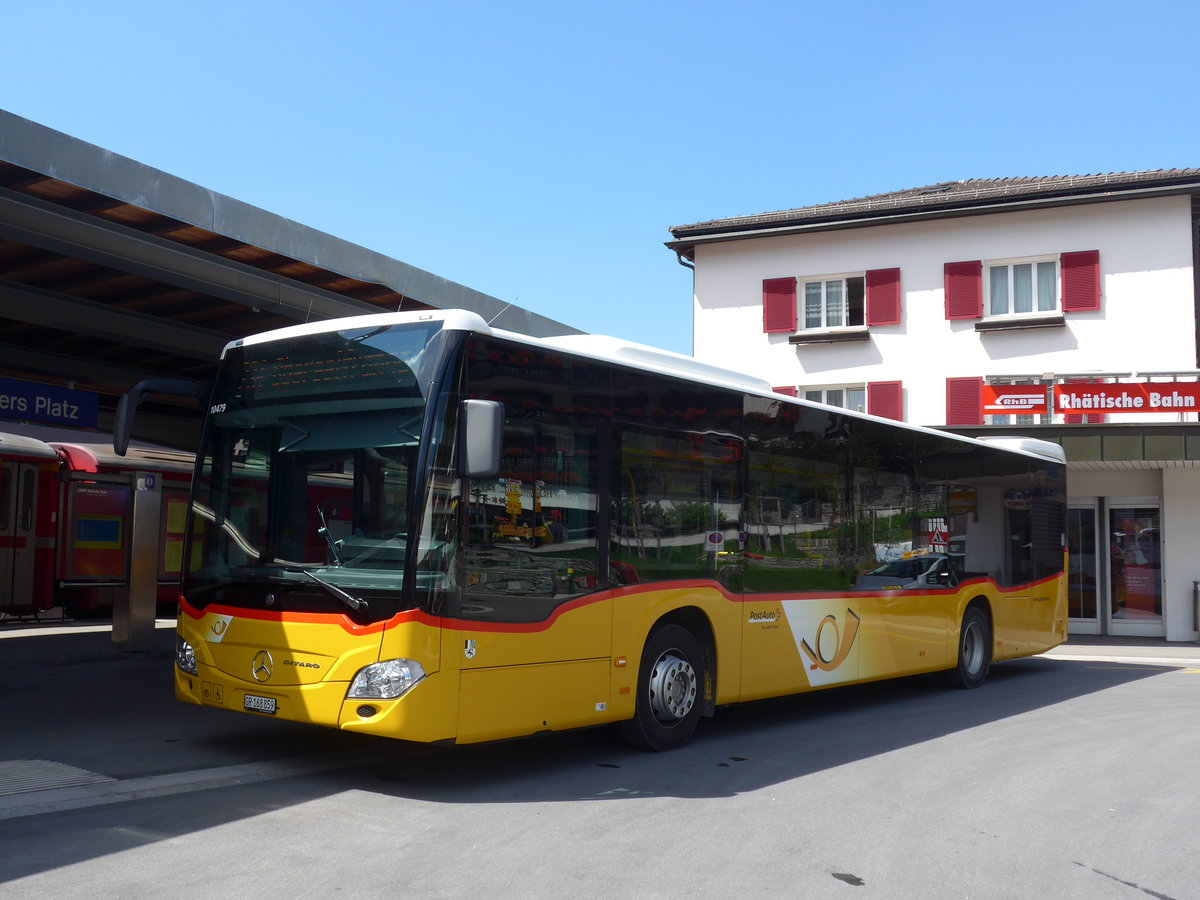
[612,426,742,586]
[743,399,852,593]
[461,422,599,622]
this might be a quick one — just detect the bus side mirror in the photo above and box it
[459,400,504,478]
[114,377,208,456]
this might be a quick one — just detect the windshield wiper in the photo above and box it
[295,567,367,612]
[315,504,344,566]
[196,562,365,612]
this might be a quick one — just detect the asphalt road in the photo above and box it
[2,624,1199,899]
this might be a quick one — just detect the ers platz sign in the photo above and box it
[0,377,99,429]
[982,383,1200,415]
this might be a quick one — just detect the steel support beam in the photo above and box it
[0,278,228,359]
[0,341,204,390]
[0,185,381,321]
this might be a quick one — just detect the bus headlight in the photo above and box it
[176,637,198,675]
[348,658,426,700]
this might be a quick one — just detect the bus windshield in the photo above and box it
[183,321,444,619]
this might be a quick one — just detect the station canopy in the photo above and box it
[0,110,576,450]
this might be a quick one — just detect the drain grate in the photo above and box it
[0,759,115,796]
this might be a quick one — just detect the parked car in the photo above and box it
[853,552,960,591]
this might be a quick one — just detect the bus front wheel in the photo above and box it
[940,604,991,689]
[617,624,703,751]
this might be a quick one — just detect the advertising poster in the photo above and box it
[66,483,129,579]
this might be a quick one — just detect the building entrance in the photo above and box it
[1067,498,1163,636]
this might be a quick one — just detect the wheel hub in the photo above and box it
[648,651,697,725]
[962,620,984,674]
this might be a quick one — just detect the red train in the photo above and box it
[0,431,194,618]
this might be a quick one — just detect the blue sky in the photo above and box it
[3,0,1198,355]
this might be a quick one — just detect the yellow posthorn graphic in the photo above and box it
[800,609,861,672]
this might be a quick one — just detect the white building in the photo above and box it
[669,171,1200,641]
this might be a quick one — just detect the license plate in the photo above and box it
[244,693,277,714]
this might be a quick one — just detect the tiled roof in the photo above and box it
[669,169,1200,238]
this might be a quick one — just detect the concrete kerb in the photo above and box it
[0,619,177,668]
[0,749,402,821]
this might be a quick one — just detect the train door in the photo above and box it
[0,461,39,610]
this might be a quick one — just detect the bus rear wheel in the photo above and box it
[617,623,703,751]
[940,604,991,689]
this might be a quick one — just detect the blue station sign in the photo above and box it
[0,377,99,429]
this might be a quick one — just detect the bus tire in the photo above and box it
[617,623,703,751]
[939,604,991,689]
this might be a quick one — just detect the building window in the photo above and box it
[986,258,1058,317]
[803,276,865,329]
[805,386,865,412]
[764,269,900,334]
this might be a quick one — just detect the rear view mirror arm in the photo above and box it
[114,377,209,456]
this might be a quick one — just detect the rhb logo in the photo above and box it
[986,394,1043,410]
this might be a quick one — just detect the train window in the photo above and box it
[20,468,34,531]
[0,467,8,531]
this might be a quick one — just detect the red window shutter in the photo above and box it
[865,268,901,326]
[946,377,984,425]
[763,277,797,333]
[773,385,798,397]
[944,261,982,320]
[867,381,903,421]
[1061,250,1100,312]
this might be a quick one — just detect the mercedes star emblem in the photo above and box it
[251,650,274,682]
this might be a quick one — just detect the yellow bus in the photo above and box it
[159,309,1066,751]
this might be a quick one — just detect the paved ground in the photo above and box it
[2,618,1199,823]
[4,621,1200,899]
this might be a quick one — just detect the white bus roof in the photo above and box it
[223,308,774,394]
[222,309,1067,466]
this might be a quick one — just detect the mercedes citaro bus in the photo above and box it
[122,309,1066,750]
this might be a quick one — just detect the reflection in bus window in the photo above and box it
[462,339,600,623]
[615,427,742,586]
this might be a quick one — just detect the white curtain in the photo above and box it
[1037,261,1057,311]
[989,266,1009,315]
[804,282,822,329]
[825,279,845,327]
[1013,263,1033,314]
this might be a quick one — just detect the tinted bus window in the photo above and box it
[462,338,602,623]
[744,395,853,592]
